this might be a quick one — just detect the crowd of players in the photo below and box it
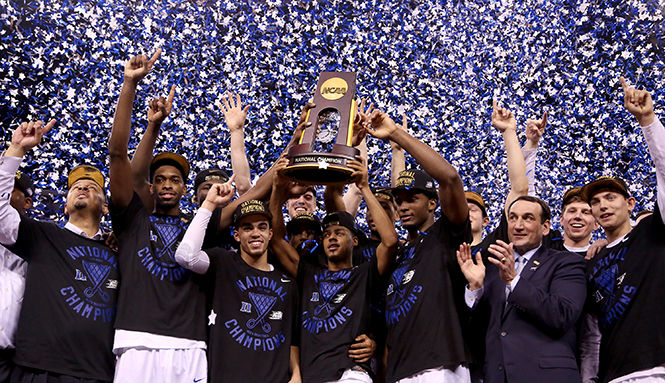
[0,49,663,383]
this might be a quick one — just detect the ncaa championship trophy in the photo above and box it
[283,71,360,184]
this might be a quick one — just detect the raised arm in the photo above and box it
[131,84,175,210]
[174,178,235,274]
[522,111,547,196]
[216,105,316,231]
[621,77,665,220]
[390,113,407,187]
[268,158,300,278]
[492,101,529,216]
[1,120,55,245]
[342,98,372,217]
[348,156,398,275]
[368,110,468,225]
[220,92,251,196]
[108,49,161,209]
[284,102,316,154]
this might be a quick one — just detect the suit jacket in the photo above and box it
[477,245,586,383]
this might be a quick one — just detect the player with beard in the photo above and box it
[270,156,398,383]
[108,49,208,381]
[1,120,119,382]
[0,169,33,381]
[580,78,665,383]
[365,109,472,383]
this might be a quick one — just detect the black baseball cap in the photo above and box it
[581,176,630,202]
[373,186,395,205]
[233,200,272,225]
[286,212,322,235]
[322,211,357,236]
[392,169,437,199]
[14,170,34,197]
[194,168,230,192]
[150,152,190,180]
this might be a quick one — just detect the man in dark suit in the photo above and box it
[457,195,586,383]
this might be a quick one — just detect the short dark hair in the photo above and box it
[562,195,587,211]
[508,195,551,223]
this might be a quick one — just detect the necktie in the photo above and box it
[515,255,525,276]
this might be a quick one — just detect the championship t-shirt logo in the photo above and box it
[62,245,118,323]
[223,275,288,352]
[302,270,353,334]
[140,215,190,282]
[385,246,422,326]
[591,246,636,329]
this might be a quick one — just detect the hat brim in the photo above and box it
[581,179,629,202]
[286,218,322,234]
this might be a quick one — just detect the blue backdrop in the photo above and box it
[1,0,663,235]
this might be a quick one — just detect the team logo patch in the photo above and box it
[314,281,344,316]
[247,292,278,333]
[302,269,354,334]
[61,245,118,323]
[153,222,182,262]
[138,216,190,282]
[222,275,289,353]
[591,247,637,329]
[385,246,422,326]
[81,260,112,302]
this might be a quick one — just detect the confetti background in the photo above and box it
[1,0,663,237]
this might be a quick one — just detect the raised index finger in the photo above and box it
[148,47,162,65]
[167,85,176,105]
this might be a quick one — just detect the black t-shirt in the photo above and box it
[7,216,118,381]
[548,235,588,258]
[586,203,665,383]
[298,256,381,382]
[205,248,297,382]
[384,216,472,382]
[110,193,206,341]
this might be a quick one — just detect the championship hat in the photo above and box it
[233,200,272,225]
[465,191,487,216]
[68,165,105,189]
[561,186,585,208]
[150,152,190,180]
[286,212,322,235]
[14,170,34,197]
[194,168,230,192]
[581,176,630,202]
[373,186,395,205]
[322,211,358,235]
[392,169,437,198]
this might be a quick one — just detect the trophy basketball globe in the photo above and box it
[283,71,360,184]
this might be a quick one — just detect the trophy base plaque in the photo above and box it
[283,144,360,184]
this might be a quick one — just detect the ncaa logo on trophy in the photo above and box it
[283,72,360,184]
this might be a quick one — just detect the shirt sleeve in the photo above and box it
[109,192,145,235]
[579,312,601,383]
[0,156,22,247]
[174,207,212,274]
[640,116,665,223]
[522,147,538,196]
[465,285,484,308]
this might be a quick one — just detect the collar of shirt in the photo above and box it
[606,232,630,248]
[564,244,590,252]
[513,244,541,265]
[64,221,104,240]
